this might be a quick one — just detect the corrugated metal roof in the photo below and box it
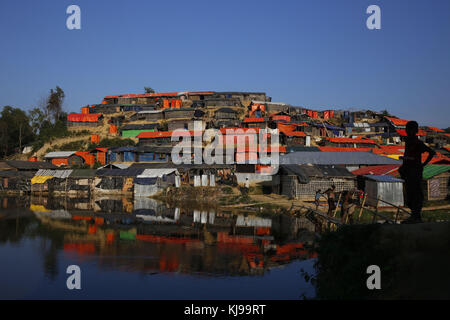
[35,169,73,178]
[137,168,179,178]
[69,169,96,178]
[363,175,404,183]
[422,165,450,179]
[281,151,402,165]
[352,165,400,176]
[109,146,137,153]
[44,151,76,159]
[3,160,57,170]
[121,123,159,130]
[98,163,131,170]
[96,168,145,177]
[281,164,354,183]
[286,146,320,153]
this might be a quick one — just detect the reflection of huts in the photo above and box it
[361,175,404,207]
[134,168,179,197]
[422,165,450,201]
[278,164,356,200]
[121,123,159,138]
[94,168,145,195]
[0,171,34,193]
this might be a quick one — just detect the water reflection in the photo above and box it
[0,195,317,298]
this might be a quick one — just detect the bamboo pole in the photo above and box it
[358,194,367,222]
[373,198,380,224]
[333,192,342,218]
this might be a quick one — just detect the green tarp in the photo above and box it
[121,129,155,138]
[423,165,450,180]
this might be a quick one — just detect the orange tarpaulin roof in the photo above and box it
[326,137,377,144]
[395,129,427,136]
[67,113,102,122]
[318,146,373,152]
[426,126,445,133]
[385,116,409,126]
[104,92,215,99]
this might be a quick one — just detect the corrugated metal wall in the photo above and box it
[365,181,404,207]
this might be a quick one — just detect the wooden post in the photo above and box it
[373,198,380,224]
[394,207,400,224]
[358,194,367,223]
[333,192,342,218]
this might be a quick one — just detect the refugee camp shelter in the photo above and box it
[422,165,450,201]
[130,110,163,121]
[67,113,103,127]
[108,147,137,162]
[94,168,145,195]
[280,151,402,171]
[362,175,404,208]
[134,168,179,197]
[0,170,34,193]
[31,169,73,193]
[278,164,356,200]
[121,123,159,138]
[44,151,94,166]
[0,160,56,171]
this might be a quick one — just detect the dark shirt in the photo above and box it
[403,137,434,166]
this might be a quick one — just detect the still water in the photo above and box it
[0,196,317,299]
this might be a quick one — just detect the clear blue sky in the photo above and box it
[0,0,449,128]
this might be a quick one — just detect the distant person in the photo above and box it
[314,189,322,211]
[399,121,436,223]
[324,185,336,216]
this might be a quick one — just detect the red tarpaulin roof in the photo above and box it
[326,137,377,144]
[395,129,427,136]
[67,113,102,122]
[352,164,401,176]
[385,116,409,126]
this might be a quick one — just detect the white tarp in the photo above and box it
[137,168,178,178]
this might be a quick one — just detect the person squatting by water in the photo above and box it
[399,121,436,223]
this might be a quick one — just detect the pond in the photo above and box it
[0,196,318,299]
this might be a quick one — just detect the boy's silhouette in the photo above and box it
[399,121,435,223]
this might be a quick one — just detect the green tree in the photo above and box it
[0,106,35,157]
[46,86,65,123]
[144,87,156,93]
[380,109,391,117]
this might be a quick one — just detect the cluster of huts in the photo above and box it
[14,90,450,207]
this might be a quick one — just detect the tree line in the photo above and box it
[0,86,66,158]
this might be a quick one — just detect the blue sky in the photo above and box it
[0,0,449,128]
